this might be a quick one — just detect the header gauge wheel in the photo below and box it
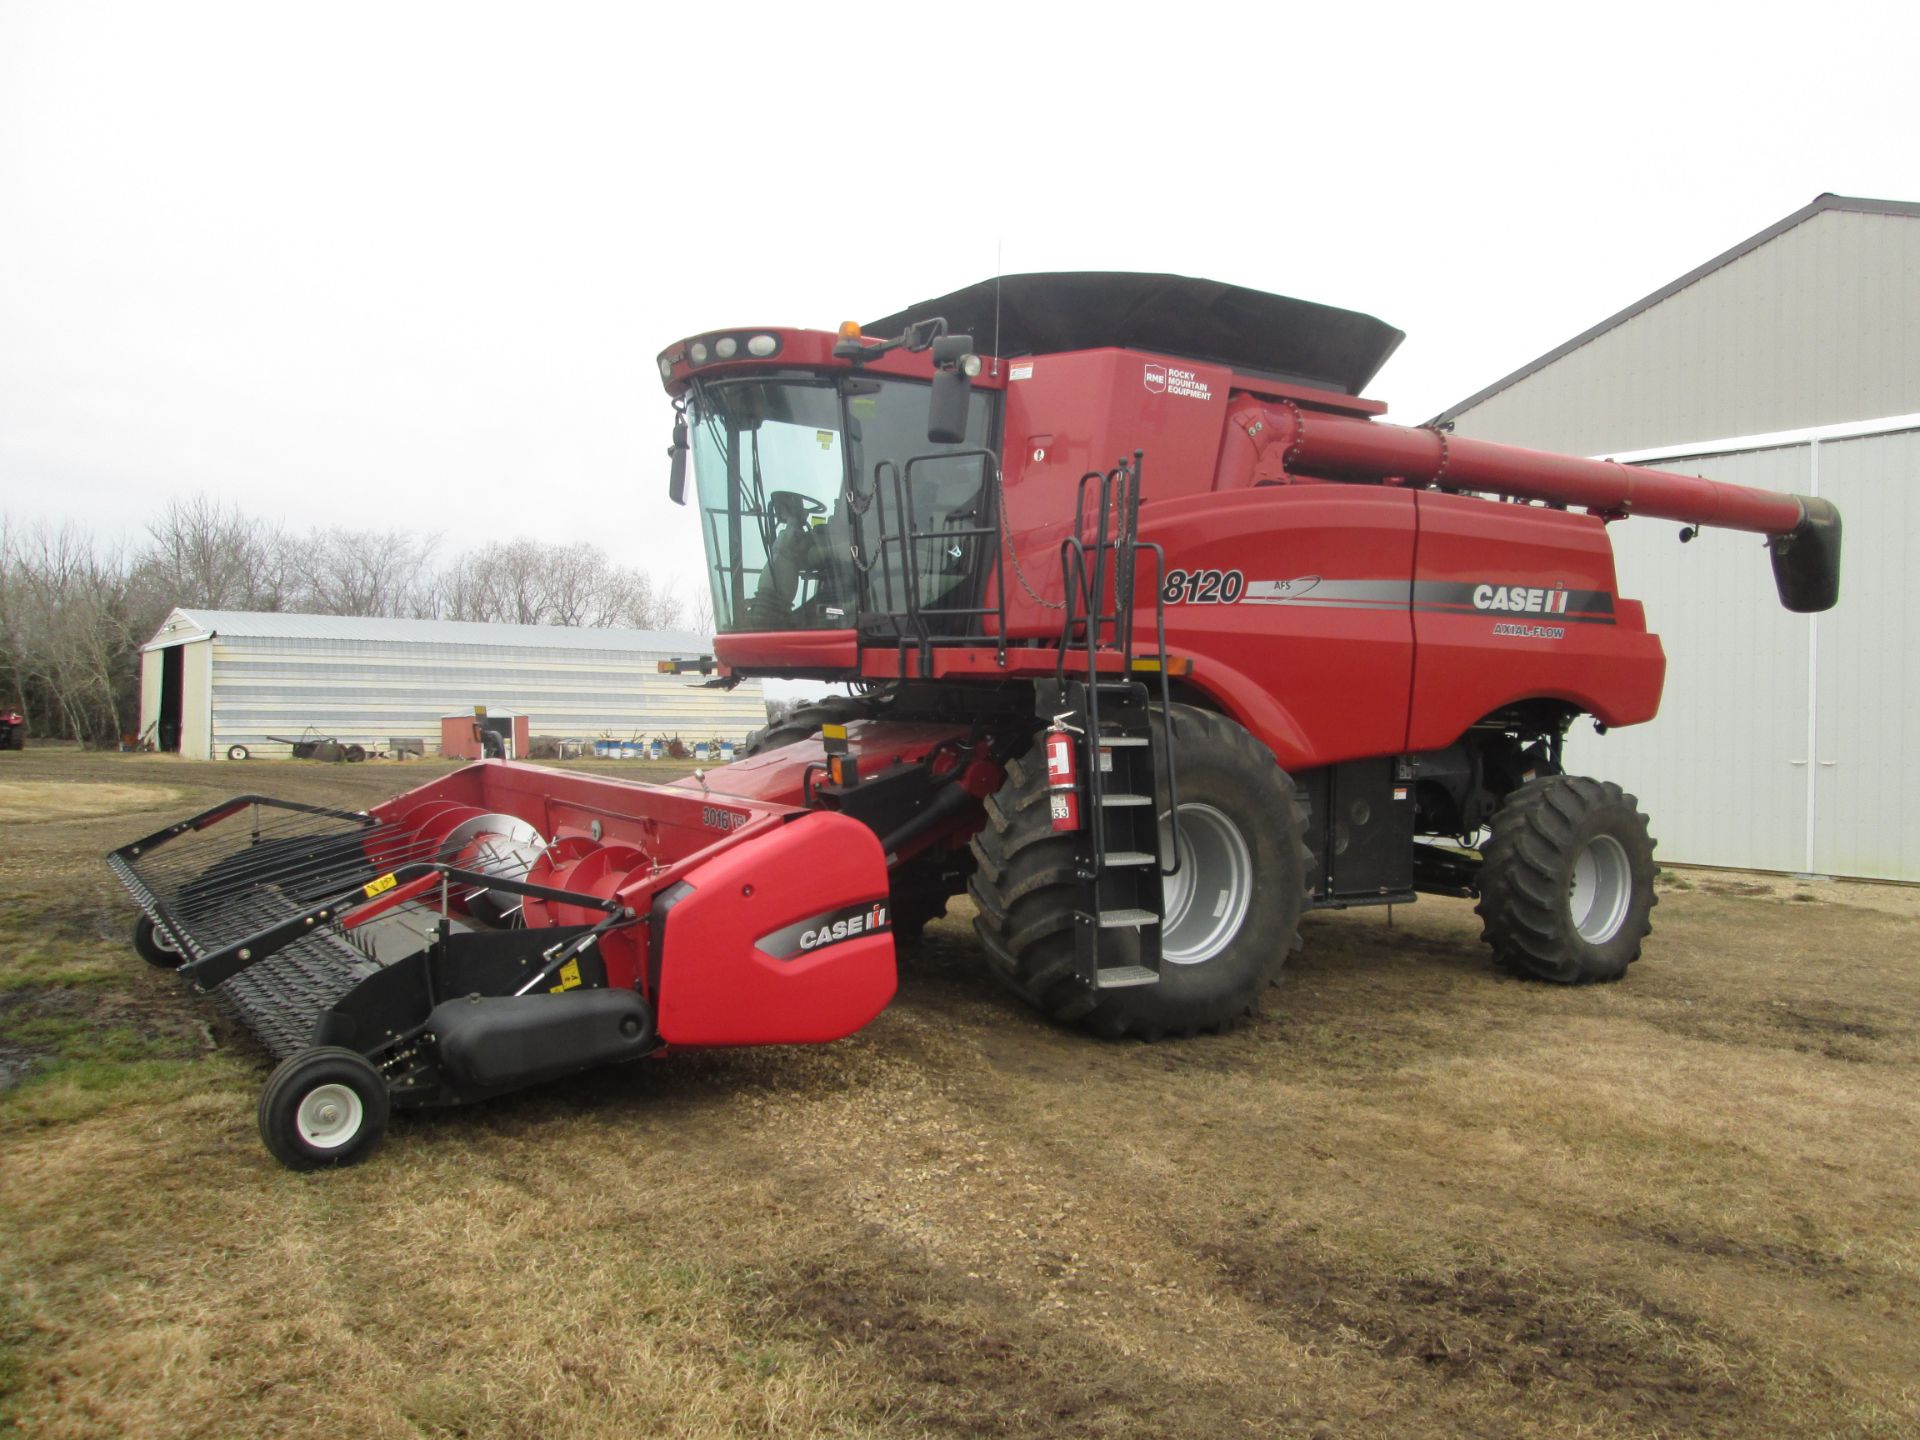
[133,914,183,970]
[258,1047,390,1171]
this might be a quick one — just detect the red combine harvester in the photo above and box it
[108,274,1841,1168]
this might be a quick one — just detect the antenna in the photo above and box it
[991,238,1003,379]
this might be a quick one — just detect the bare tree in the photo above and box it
[0,521,147,744]
[1,499,691,745]
[135,495,293,611]
[300,528,437,618]
[425,539,686,630]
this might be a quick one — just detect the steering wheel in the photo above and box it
[769,491,827,526]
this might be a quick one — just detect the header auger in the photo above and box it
[111,271,1838,1167]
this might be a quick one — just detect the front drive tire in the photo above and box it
[1475,775,1658,984]
[969,704,1309,1039]
[741,696,874,757]
[257,1047,391,1171]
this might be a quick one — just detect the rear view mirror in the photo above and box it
[667,415,689,504]
[928,334,977,445]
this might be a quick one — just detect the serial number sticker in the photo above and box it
[362,872,398,898]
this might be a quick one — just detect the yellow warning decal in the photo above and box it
[362,873,398,899]
[821,722,848,741]
[549,958,582,993]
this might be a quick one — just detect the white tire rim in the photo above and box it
[148,921,179,955]
[1570,834,1633,944]
[1158,802,1255,965]
[297,1083,365,1151]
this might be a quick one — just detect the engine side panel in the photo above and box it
[1136,486,1417,771]
[1406,493,1665,750]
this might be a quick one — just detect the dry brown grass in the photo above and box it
[2,747,1916,1437]
[0,780,182,824]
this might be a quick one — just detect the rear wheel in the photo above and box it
[969,704,1309,1038]
[1476,775,1658,983]
[258,1047,390,1171]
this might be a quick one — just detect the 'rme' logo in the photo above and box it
[799,901,890,953]
[1473,584,1571,615]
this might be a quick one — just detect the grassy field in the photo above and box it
[2,747,1916,1438]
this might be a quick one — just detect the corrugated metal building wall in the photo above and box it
[1442,198,1920,455]
[1562,421,1919,881]
[140,610,766,759]
[1438,195,1920,880]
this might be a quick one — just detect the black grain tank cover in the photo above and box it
[866,272,1405,396]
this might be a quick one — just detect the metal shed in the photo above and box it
[138,610,765,760]
[1435,195,1920,881]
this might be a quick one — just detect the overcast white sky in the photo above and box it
[2,0,1915,620]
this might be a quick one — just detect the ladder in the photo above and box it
[1048,452,1183,996]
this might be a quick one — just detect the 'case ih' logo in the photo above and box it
[1472,584,1572,615]
[1142,363,1167,393]
[756,900,892,962]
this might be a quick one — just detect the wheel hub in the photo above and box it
[296,1083,365,1150]
[1569,834,1633,944]
[1158,802,1254,965]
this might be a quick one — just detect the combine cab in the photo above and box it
[110,272,1840,1167]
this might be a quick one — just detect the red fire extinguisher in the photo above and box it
[1045,714,1082,832]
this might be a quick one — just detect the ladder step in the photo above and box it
[1099,793,1152,808]
[1091,907,1160,928]
[1095,965,1160,988]
[1101,850,1157,868]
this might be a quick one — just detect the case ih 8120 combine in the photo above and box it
[109,274,1841,1168]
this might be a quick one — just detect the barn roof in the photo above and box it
[142,608,712,655]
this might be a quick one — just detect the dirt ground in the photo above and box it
[1,747,1916,1439]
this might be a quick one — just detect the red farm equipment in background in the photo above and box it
[108,273,1841,1168]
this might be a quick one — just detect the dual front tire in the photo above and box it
[969,704,1308,1039]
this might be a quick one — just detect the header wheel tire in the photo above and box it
[1476,775,1658,984]
[258,1047,390,1171]
[133,914,182,970]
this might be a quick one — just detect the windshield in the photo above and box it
[688,375,995,634]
